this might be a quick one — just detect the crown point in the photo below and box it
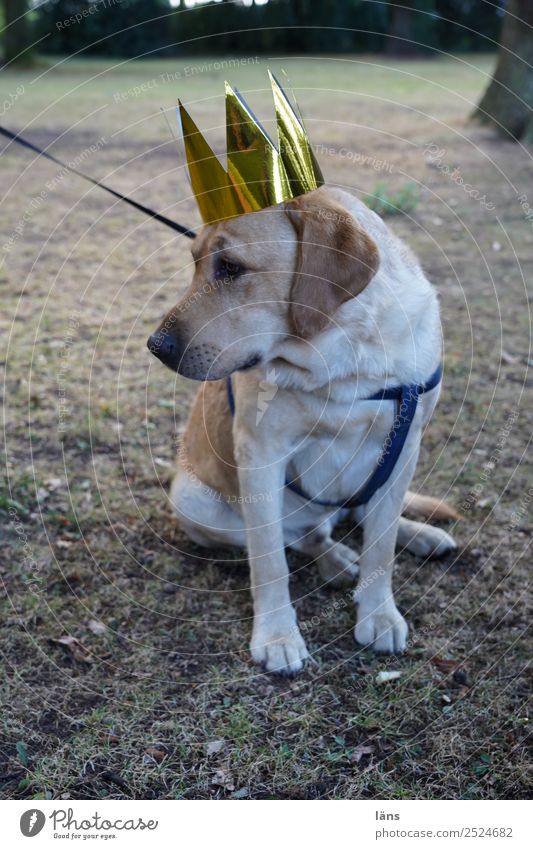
[178,75,324,225]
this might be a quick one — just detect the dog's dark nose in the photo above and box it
[147,331,179,371]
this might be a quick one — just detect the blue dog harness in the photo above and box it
[226,363,442,510]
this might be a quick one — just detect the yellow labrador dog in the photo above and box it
[148,186,457,675]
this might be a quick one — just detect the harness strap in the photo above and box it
[367,364,442,401]
[227,374,236,416]
[226,363,442,509]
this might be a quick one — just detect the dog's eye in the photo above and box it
[215,256,244,281]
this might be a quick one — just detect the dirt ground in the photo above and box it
[0,55,531,800]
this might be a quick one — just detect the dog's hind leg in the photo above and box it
[277,496,358,587]
[285,507,359,588]
[169,468,246,548]
[396,517,457,559]
[291,535,360,587]
[171,471,362,584]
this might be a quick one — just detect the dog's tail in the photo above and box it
[403,490,459,522]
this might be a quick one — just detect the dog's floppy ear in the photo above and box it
[286,191,380,339]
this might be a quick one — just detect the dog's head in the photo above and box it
[147,187,379,380]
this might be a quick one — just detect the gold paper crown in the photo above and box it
[178,71,324,225]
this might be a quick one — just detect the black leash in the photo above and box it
[0,125,196,239]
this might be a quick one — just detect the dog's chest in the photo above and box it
[286,396,397,504]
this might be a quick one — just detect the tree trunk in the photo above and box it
[474,0,533,142]
[385,0,418,57]
[2,0,32,66]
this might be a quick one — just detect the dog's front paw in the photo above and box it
[354,599,408,654]
[250,622,309,676]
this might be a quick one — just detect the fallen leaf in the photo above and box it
[64,569,82,583]
[375,670,402,685]
[212,768,235,791]
[206,739,225,757]
[431,656,461,674]
[88,619,107,636]
[351,744,375,764]
[144,747,166,763]
[51,635,92,664]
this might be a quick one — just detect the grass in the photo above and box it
[364,181,419,216]
[1,53,532,800]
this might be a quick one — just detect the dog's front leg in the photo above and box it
[354,438,421,654]
[236,448,309,675]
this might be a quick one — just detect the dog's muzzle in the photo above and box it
[147,332,225,380]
